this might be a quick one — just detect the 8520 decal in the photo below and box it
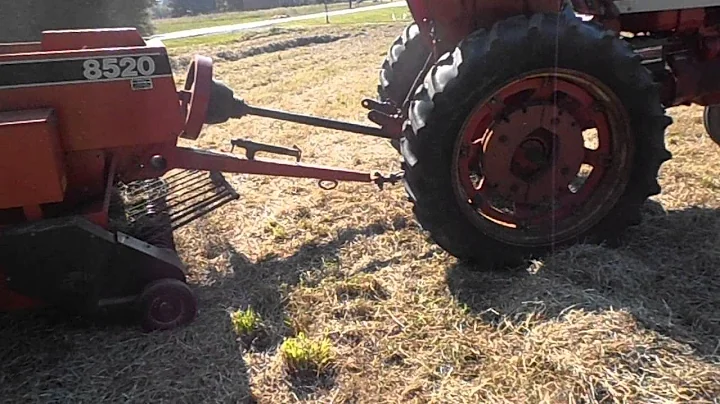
[82,55,157,80]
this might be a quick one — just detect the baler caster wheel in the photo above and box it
[703,104,720,146]
[137,278,197,332]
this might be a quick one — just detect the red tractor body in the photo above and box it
[403,0,720,107]
[375,0,720,270]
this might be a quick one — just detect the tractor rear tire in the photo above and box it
[378,23,431,108]
[400,12,673,270]
[703,104,720,146]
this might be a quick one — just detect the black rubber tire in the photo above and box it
[703,104,720,146]
[137,278,197,332]
[378,23,431,108]
[400,12,673,270]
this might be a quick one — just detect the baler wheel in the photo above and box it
[137,279,198,332]
[378,23,431,110]
[400,11,673,270]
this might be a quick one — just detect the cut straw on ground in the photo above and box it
[1,23,719,403]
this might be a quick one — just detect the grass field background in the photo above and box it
[1,15,719,404]
[153,0,403,34]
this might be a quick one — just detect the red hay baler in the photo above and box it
[2,0,720,331]
[0,29,401,331]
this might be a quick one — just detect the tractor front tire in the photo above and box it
[400,12,672,270]
[378,23,431,108]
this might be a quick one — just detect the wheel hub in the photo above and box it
[482,105,584,205]
[454,71,626,242]
[151,294,182,324]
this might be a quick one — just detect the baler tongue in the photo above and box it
[205,79,398,140]
[113,170,239,245]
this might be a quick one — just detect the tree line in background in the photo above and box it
[0,0,154,41]
[158,0,358,18]
[0,0,363,42]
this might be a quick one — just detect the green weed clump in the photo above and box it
[231,307,262,336]
[279,332,335,376]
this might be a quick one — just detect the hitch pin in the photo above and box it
[372,171,404,190]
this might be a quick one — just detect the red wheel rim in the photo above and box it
[452,69,633,247]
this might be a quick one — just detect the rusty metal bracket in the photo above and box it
[371,171,404,190]
[230,138,302,162]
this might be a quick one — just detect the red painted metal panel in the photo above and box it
[0,42,41,55]
[41,28,146,51]
[415,0,564,48]
[0,109,67,209]
[0,46,186,152]
[0,274,43,311]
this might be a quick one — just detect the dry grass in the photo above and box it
[1,23,720,403]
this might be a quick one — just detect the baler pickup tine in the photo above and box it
[114,170,240,238]
[170,190,239,230]
[163,169,202,185]
[164,169,200,181]
[162,171,207,193]
[164,183,218,212]
[124,172,208,216]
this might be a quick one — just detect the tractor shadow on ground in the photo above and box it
[194,215,407,398]
[0,300,256,403]
[446,202,720,359]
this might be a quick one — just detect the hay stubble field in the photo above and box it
[1,22,719,403]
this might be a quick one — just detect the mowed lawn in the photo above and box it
[1,23,719,403]
[152,0,401,34]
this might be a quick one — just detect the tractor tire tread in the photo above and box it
[378,23,431,106]
[400,12,673,270]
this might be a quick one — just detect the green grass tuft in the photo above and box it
[279,332,335,375]
[230,307,262,336]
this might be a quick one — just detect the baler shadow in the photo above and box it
[446,202,720,358]
[0,214,402,402]
[0,302,256,403]
[195,215,405,397]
